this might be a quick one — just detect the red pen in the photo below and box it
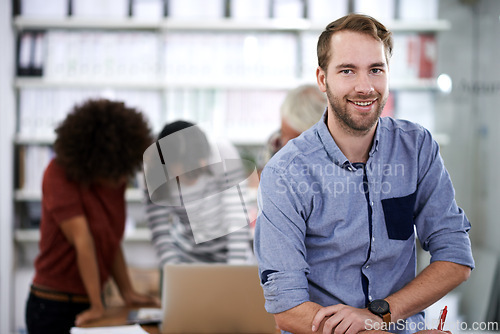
[438,306,448,331]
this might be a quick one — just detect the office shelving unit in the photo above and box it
[3,3,449,332]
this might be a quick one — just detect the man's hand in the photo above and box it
[358,331,452,334]
[312,304,382,334]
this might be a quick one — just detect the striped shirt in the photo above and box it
[145,140,255,266]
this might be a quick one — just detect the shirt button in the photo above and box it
[368,295,373,301]
[370,201,374,206]
[372,237,375,242]
[347,166,353,171]
[365,265,370,269]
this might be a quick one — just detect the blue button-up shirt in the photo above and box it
[254,114,474,334]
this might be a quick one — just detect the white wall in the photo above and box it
[436,0,480,243]
[437,0,500,255]
[0,0,16,332]
[436,0,500,324]
[476,0,500,255]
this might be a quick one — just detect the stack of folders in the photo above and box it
[43,31,160,81]
[353,0,439,22]
[17,145,54,193]
[16,0,68,17]
[394,91,435,133]
[16,0,439,21]
[223,89,285,142]
[21,31,300,82]
[16,86,286,144]
[397,0,439,20]
[17,0,165,18]
[391,34,437,81]
[163,89,285,143]
[17,31,44,77]
[18,88,163,138]
[163,32,297,81]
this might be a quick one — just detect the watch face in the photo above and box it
[370,299,389,314]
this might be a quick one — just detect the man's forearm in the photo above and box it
[274,301,325,334]
[386,260,471,322]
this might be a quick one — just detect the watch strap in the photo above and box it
[382,312,391,324]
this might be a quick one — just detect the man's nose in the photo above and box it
[355,73,375,95]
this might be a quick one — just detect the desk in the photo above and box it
[81,306,280,334]
[81,306,160,334]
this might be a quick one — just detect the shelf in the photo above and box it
[14,188,144,202]
[15,77,439,90]
[13,17,161,30]
[14,77,305,90]
[15,227,152,243]
[13,133,268,147]
[386,20,451,32]
[14,77,165,89]
[13,17,451,33]
[161,18,311,31]
[14,134,55,144]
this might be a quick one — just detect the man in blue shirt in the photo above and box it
[254,13,474,334]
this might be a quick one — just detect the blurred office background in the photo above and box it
[0,0,499,333]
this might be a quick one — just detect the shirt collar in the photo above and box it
[369,119,381,156]
[315,110,381,170]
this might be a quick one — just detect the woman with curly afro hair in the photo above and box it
[25,98,159,334]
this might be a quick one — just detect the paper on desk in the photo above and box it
[131,307,163,323]
[70,324,149,334]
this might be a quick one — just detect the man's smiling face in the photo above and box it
[318,30,390,135]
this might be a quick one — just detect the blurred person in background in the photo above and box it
[144,120,254,266]
[25,99,159,334]
[258,84,327,172]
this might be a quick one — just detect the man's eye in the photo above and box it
[372,68,382,74]
[341,69,352,74]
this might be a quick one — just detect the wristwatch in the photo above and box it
[368,299,391,324]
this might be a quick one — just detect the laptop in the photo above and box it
[160,264,277,334]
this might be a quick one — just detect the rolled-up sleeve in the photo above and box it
[254,166,311,314]
[414,129,475,269]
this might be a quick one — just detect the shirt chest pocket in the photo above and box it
[381,191,417,240]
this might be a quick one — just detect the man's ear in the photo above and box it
[316,66,327,93]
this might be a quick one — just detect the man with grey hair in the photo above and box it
[258,84,327,172]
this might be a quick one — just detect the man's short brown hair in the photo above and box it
[317,13,393,72]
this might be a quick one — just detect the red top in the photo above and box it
[33,159,126,295]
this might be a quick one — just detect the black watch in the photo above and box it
[368,299,391,324]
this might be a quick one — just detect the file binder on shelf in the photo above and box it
[17,0,69,18]
[71,0,130,18]
[131,0,165,19]
[397,0,438,21]
[353,0,396,22]
[307,0,348,23]
[166,0,226,19]
[229,0,270,20]
[16,31,44,77]
[18,88,163,138]
[270,0,305,19]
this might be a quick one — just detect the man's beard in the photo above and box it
[325,82,387,136]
